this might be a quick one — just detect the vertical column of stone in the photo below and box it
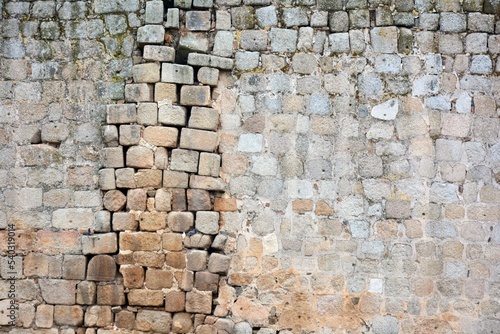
[100,1,239,332]
[0,0,140,330]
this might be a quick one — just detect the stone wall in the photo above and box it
[1,0,500,333]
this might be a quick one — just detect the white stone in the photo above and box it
[455,92,472,113]
[371,99,399,120]
[263,233,279,255]
[238,133,263,152]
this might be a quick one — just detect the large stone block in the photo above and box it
[186,290,212,314]
[371,27,398,53]
[168,212,194,232]
[128,289,164,306]
[187,189,212,211]
[133,63,160,83]
[143,45,175,62]
[39,279,77,305]
[87,255,116,281]
[162,63,194,84]
[136,310,172,333]
[120,232,161,251]
[145,269,173,289]
[165,290,186,312]
[120,265,144,288]
[180,128,218,152]
[155,83,178,103]
[126,146,154,168]
[170,149,199,173]
[180,85,211,106]
[82,233,117,254]
[137,25,165,44]
[125,83,154,102]
[54,305,83,326]
[97,285,125,305]
[143,126,178,147]
[189,107,219,131]
[159,105,187,126]
[134,169,162,188]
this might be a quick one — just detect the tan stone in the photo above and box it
[168,212,194,232]
[374,220,398,240]
[112,212,138,231]
[136,310,172,333]
[292,199,313,213]
[165,290,186,312]
[186,290,212,314]
[120,232,161,251]
[76,281,96,305]
[445,204,465,218]
[115,168,136,188]
[208,253,230,274]
[128,289,164,306]
[82,233,117,255]
[178,270,194,291]
[315,200,334,216]
[187,189,211,211]
[480,185,500,203]
[120,266,144,288]
[442,240,464,260]
[180,85,211,106]
[115,310,135,330]
[180,128,218,152]
[103,147,124,168]
[24,253,62,278]
[134,169,163,188]
[172,312,193,333]
[143,126,178,147]
[404,220,423,238]
[197,325,217,334]
[187,250,208,271]
[125,83,154,102]
[62,255,86,279]
[232,296,268,326]
[171,188,187,211]
[54,305,83,326]
[139,211,167,231]
[39,279,76,305]
[97,285,126,305]
[155,83,178,103]
[184,233,213,249]
[133,63,160,83]
[133,251,165,267]
[474,94,496,117]
[126,188,147,211]
[221,154,249,175]
[163,233,183,251]
[87,255,116,281]
[166,252,187,269]
[36,230,81,255]
[126,146,154,168]
[195,272,219,293]
[36,305,54,328]
[107,104,137,124]
[188,107,218,131]
[468,205,500,221]
[84,305,113,327]
[385,200,411,219]
[145,269,174,289]
[155,147,169,169]
[214,198,237,211]
[359,293,382,314]
[119,124,142,146]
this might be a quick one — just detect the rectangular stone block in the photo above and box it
[143,45,175,62]
[54,305,83,326]
[120,265,144,288]
[214,198,237,211]
[164,170,189,188]
[155,83,178,103]
[155,147,169,170]
[186,290,212,314]
[136,310,172,333]
[143,126,178,147]
[135,169,163,188]
[166,252,187,269]
[137,25,165,44]
[134,251,165,267]
[171,188,187,211]
[199,152,221,177]
[103,147,124,168]
[62,255,86,280]
[24,253,62,278]
[195,211,219,235]
[168,212,194,232]
[162,63,194,84]
[189,107,218,131]
[112,212,138,231]
[39,279,77,305]
[82,233,117,254]
[146,269,174,289]
[36,304,54,328]
[180,85,211,106]
[115,168,136,188]
[119,232,161,251]
[194,271,219,293]
[119,124,142,146]
[137,102,158,125]
[128,289,163,306]
[187,53,234,70]
[97,285,126,305]
[186,10,211,31]
[180,128,218,152]
[198,67,219,86]
[126,146,154,168]
[140,211,167,231]
[99,168,116,190]
[52,208,94,230]
[36,230,81,255]
[107,104,136,124]
[133,63,160,83]
[159,104,187,126]
[190,175,225,191]
[145,0,164,24]
[170,149,199,172]
[165,290,186,312]
[187,189,211,211]
[155,188,172,211]
[125,83,154,102]
[163,233,183,251]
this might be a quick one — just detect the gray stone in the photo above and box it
[307,93,331,115]
[232,6,255,30]
[186,11,211,31]
[311,11,328,27]
[179,32,210,53]
[297,27,314,51]
[375,55,401,74]
[145,1,163,24]
[426,221,457,238]
[349,220,370,239]
[240,30,268,51]
[105,15,127,35]
[349,9,370,28]
[238,133,263,152]
[329,33,350,53]
[255,6,277,28]
[235,52,260,70]
[216,10,231,30]
[419,13,439,30]
[137,25,165,45]
[440,13,466,32]
[292,53,316,74]
[283,7,308,27]
[234,322,252,334]
[412,75,439,96]
[372,316,399,334]
[161,64,194,84]
[269,28,297,53]
[371,27,398,53]
[213,31,234,57]
[318,0,343,10]
[466,33,488,54]
[371,99,399,120]
[436,139,462,161]
[470,55,493,74]
[468,13,495,33]
[430,183,459,204]
[94,0,140,13]
[358,73,383,98]
[165,8,180,29]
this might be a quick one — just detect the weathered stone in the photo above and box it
[87,255,116,281]
[54,305,83,326]
[136,310,171,333]
[128,289,164,306]
[120,232,161,251]
[180,85,211,106]
[186,290,212,314]
[187,189,212,211]
[165,290,186,312]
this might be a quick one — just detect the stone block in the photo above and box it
[120,232,161,251]
[84,305,113,327]
[318,0,343,10]
[162,63,194,84]
[155,83,178,103]
[133,63,160,83]
[146,269,173,289]
[87,255,116,281]
[139,211,167,231]
[145,1,163,24]
[292,53,317,74]
[137,103,157,126]
[163,233,183,251]
[52,208,94,229]
[240,30,268,51]
[269,28,297,52]
[99,168,116,190]
[440,13,466,32]
[196,211,219,235]
[371,27,398,53]
[143,126,178,147]
[24,253,61,277]
[195,272,219,292]
[198,67,219,86]
[470,55,493,74]
[208,253,230,274]
[255,5,277,28]
[190,175,225,191]
[438,33,463,54]
[199,153,221,177]
[171,188,187,211]
[168,212,194,232]
[170,149,199,172]
[62,255,86,280]
[103,147,124,168]
[385,200,411,219]
[36,230,82,255]
[180,128,218,152]
[125,83,154,102]
[187,250,208,271]
[115,310,135,330]
[143,45,175,62]
[112,212,138,231]
[39,279,76,305]
[97,285,125,305]
[115,168,135,188]
[134,251,165,267]
[36,304,54,328]
[185,233,213,249]
[165,290,186,312]
[214,198,237,212]
[103,190,126,212]
[187,189,212,211]
[159,105,187,126]
[128,289,164,306]
[119,125,141,146]
[54,305,83,326]
[103,125,119,147]
[107,104,136,124]
[283,7,308,27]
[186,10,211,31]
[235,51,260,70]
[135,169,162,188]
[166,252,187,269]
[180,85,211,106]
[186,290,212,314]
[120,265,144,288]
[163,171,189,188]
[126,146,154,168]
[137,25,165,44]
[213,30,234,57]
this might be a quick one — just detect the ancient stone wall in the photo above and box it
[1,0,500,333]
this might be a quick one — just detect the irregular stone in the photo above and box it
[371,99,399,120]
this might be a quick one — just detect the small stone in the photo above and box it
[371,99,399,120]
[137,25,165,45]
[143,45,175,62]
